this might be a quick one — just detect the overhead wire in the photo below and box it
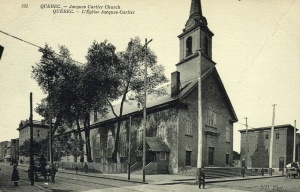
[0,29,85,65]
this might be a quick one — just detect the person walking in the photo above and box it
[84,162,88,174]
[241,167,245,178]
[198,167,205,189]
[11,165,20,187]
[261,168,264,176]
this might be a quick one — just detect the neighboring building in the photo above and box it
[0,141,10,162]
[17,119,49,163]
[11,138,19,163]
[86,0,238,174]
[239,124,298,171]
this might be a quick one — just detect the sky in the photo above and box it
[0,0,300,152]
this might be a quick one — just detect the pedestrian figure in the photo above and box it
[48,164,57,183]
[11,165,20,187]
[84,162,88,173]
[75,166,78,174]
[261,168,264,176]
[198,167,205,189]
[241,167,245,178]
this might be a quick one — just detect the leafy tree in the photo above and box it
[19,139,48,157]
[52,129,84,162]
[86,37,168,162]
[84,40,122,162]
[32,45,85,160]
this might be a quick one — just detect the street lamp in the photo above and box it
[143,38,152,183]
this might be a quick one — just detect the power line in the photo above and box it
[0,29,85,65]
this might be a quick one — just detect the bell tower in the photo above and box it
[176,0,215,82]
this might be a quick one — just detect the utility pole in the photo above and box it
[128,116,132,180]
[245,117,248,168]
[197,49,203,173]
[293,120,296,162]
[143,38,152,183]
[269,104,276,176]
[29,92,34,185]
[0,45,4,60]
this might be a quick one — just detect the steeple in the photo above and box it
[176,0,215,82]
[189,0,202,19]
[185,0,207,30]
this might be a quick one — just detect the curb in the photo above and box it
[59,170,149,184]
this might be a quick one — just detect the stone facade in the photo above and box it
[64,0,238,174]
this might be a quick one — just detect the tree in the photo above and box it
[84,40,122,162]
[86,37,168,162]
[19,139,48,157]
[52,128,84,162]
[32,44,86,160]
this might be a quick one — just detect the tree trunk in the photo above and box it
[84,113,93,162]
[76,118,84,162]
[112,117,121,163]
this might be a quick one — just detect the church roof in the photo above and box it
[138,137,170,152]
[91,66,238,127]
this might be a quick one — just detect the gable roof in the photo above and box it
[138,137,170,152]
[91,66,238,127]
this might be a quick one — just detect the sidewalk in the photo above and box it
[16,163,285,186]
[39,165,286,185]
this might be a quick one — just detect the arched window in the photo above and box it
[186,36,193,57]
[226,127,230,142]
[204,36,209,56]
[96,133,101,149]
[107,130,114,158]
[120,129,127,157]
[137,125,143,142]
[185,115,192,136]
[157,122,165,139]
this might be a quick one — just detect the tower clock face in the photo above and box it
[186,19,195,28]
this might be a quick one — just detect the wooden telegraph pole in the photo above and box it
[143,38,152,183]
[29,92,34,185]
[269,104,276,176]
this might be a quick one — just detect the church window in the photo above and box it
[157,122,165,139]
[95,133,101,159]
[207,110,217,127]
[184,116,192,136]
[204,36,209,56]
[186,36,193,57]
[137,125,144,142]
[107,130,114,158]
[226,127,230,142]
[120,129,127,157]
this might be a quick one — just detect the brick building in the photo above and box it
[85,0,238,174]
[17,119,49,163]
[239,124,299,171]
[0,141,10,162]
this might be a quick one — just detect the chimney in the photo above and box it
[171,71,181,97]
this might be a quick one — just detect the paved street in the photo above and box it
[1,163,299,191]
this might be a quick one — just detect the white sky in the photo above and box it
[1,0,300,152]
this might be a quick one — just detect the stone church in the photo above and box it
[87,0,238,174]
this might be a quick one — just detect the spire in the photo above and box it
[185,0,207,28]
[189,0,202,18]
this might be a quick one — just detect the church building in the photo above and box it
[88,0,238,174]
